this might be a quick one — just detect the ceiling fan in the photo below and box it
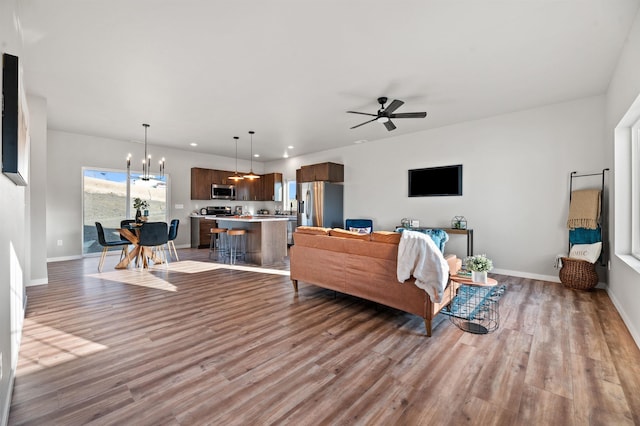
[347,97,427,131]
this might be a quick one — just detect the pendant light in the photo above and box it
[126,123,165,181]
[243,130,260,179]
[228,136,244,181]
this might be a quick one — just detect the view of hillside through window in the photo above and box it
[83,169,167,255]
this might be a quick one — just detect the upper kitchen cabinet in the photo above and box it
[262,173,283,202]
[236,176,259,201]
[298,162,344,183]
[211,169,231,185]
[191,167,213,200]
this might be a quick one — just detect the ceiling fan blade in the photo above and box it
[347,111,378,117]
[350,117,378,129]
[384,120,397,131]
[389,112,427,119]
[384,99,404,114]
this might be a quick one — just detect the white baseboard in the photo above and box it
[1,369,15,426]
[27,277,48,287]
[491,268,560,283]
[47,255,83,262]
[492,268,607,289]
[607,290,640,350]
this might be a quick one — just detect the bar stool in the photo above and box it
[209,228,228,261]
[226,229,246,264]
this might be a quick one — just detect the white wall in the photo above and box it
[605,7,640,347]
[46,130,265,259]
[27,95,48,285]
[0,0,26,423]
[268,96,607,281]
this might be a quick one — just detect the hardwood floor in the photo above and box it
[9,248,640,425]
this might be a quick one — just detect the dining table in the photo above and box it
[115,222,165,269]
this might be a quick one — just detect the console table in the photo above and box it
[407,227,473,256]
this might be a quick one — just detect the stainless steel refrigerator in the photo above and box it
[297,181,344,228]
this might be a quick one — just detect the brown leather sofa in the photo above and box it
[290,227,462,336]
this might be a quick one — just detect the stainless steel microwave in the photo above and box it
[211,184,236,200]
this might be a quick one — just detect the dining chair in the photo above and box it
[95,222,130,272]
[120,219,136,242]
[167,219,180,261]
[138,221,169,267]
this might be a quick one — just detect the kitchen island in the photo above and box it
[214,216,289,266]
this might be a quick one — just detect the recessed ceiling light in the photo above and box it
[283,153,289,158]
[254,154,260,158]
[287,145,294,149]
[354,139,367,144]
[190,142,198,147]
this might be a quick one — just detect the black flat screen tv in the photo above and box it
[408,164,462,197]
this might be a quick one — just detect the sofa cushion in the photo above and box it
[296,226,331,235]
[370,231,401,244]
[329,228,371,241]
[349,226,372,234]
[293,232,346,253]
[342,238,398,261]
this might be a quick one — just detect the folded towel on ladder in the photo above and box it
[567,189,601,230]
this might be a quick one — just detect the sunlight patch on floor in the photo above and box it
[192,261,291,276]
[160,260,226,273]
[88,269,178,292]
[16,319,109,376]
[162,260,290,276]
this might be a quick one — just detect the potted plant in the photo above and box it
[133,197,149,222]
[465,254,493,283]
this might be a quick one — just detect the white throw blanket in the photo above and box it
[397,230,450,303]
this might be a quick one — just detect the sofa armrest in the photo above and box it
[445,254,462,276]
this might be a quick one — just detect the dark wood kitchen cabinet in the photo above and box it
[236,177,259,201]
[211,169,231,185]
[191,168,213,200]
[192,167,284,201]
[298,162,343,183]
[261,173,283,201]
[190,217,218,248]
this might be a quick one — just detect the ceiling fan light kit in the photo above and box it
[347,96,427,131]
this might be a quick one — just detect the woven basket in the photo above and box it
[559,257,598,290]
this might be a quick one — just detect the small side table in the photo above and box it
[449,275,499,334]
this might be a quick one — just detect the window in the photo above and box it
[286,180,297,213]
[82,168,168,255]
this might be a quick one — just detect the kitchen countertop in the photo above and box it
[191,214,296,220]
[204,215,290,222]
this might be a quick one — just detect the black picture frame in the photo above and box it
[2,53,29,186]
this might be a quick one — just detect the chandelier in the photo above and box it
[126,123,165,181]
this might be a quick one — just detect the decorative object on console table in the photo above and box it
[465,254,493,284]
[451,216,467,230]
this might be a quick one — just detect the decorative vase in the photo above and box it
[472,270,488,283]
[135,209,142,223]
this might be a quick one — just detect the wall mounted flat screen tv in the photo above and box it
[408,164,462,197]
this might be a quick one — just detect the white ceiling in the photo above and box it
[16,0,640,162]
